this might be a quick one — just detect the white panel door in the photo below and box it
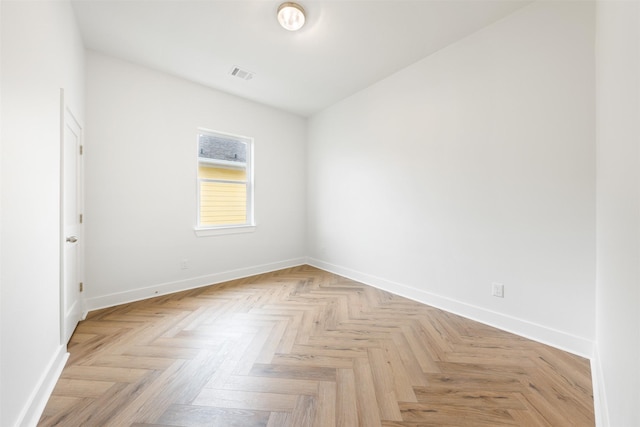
[61,90,84,344]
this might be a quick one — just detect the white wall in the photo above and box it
[0,1,84,426]
[84,52,307,309]
[594,1,640,425]
[307,1,596,356]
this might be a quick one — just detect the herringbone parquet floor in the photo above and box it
[38,265,594,426]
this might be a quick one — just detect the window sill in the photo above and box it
[194,225,256,237]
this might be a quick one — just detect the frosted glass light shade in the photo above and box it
[277,2,305,31]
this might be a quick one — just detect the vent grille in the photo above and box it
[229,66,255,81]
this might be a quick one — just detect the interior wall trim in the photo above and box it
[591,345,610,427]
[18,345,69,427]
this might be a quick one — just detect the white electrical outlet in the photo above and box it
[492,282,504,298]
[180,259,188,270]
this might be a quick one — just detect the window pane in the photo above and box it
[199,181,247,226]
[199,134,246,163]
[198,165,246,181]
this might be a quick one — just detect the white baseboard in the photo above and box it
[85,257,307,312]
[591,345,610,427]
[17,345,69,427]
[307,257,594,359]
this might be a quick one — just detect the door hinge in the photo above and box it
[79,213,83,224]
[79,145,84,155]
[79,282,84,292]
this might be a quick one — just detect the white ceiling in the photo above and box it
[71,0,531,117]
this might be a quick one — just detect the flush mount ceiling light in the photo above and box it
[277,2,305,31]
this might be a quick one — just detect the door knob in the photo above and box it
[66,236,78,243]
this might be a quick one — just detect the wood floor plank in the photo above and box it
[313,381,336,427]
[102,359,188,425]
[39,396,81,417]
[38,265,594,426]
[60,365,150,383]
[367,347,403,421]
[390,331,430,387]
[413,388,527,410]
[50,378,115,398]
[249,363,337,382]
[399,324,442,373]
[255,320,290,364]
[220,375,319,396]
[41,381,134,426]
[336,368,358,427]
[379,338,419,402]
[233,323,277,375]
[289,395,316,427]
[266,411,290,427]
[156,404,271,427]
[192,389,298,412]
[353,357,384,426]
[271,352,355,369]
[399,401,520,426]
[89,354,175,370]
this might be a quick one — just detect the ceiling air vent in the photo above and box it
[229,66,255,81]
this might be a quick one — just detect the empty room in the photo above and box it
[1,0,638,426]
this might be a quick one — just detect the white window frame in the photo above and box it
[194,128,255,237]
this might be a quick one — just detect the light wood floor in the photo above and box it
[39,265,594,426]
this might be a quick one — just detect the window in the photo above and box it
[196,129,254,233]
